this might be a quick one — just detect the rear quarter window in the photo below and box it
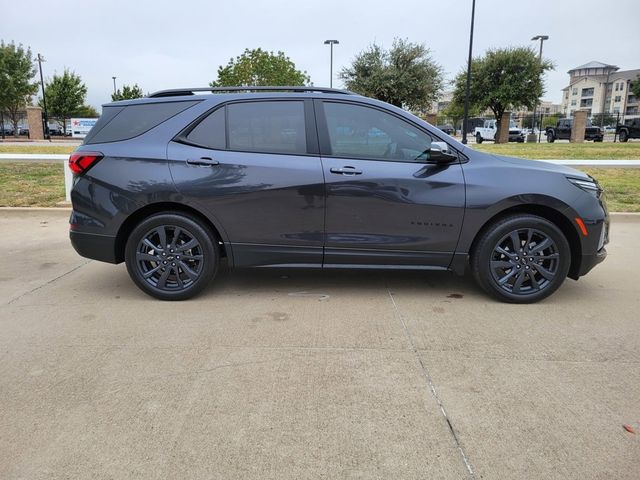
[84,101,199,144]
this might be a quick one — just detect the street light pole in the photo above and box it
[112,76,117,96]
[37,54,51,141]
[323,40,339,88]
[461,0,476,144]
[531,35,549,142]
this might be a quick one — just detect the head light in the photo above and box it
[567,177,601,196]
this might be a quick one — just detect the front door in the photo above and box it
[168,99,325,267]
[315,100,465,268]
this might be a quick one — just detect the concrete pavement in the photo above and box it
[1,209,639,479]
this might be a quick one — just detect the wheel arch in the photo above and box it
[467,203,582,279]
[114,202,230,264]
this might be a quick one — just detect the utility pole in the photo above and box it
[461,0,476,144]
[37,54,51,141]
[112,76,117,96]
[530,35,549,142]
[324,40,339,88]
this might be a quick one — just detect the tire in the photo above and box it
[546,131,555,143]
[594,137,603,142]
[476,133,483,144]
[471,215,571,303]
[125,212,218,300]
[619,130,628,142]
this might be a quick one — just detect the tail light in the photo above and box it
[68,152,103,175]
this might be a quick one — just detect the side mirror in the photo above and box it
[428,142,457,164]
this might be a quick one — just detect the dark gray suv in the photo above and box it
[69,87,609,303]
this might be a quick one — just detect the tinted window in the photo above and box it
[227,101,306,154]
[185,106,226,149]
[81,106,124,144]
[324,102,433,162]
[86,101,198,144]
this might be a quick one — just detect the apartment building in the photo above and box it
[560,61,639,118]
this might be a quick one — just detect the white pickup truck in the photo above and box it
[474,119,524,143]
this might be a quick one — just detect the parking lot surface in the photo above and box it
[1,209,639,479]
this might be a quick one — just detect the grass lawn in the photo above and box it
[0,162,638,212]
[584,168,640,212]
[474,142,640,160]
[0,163,66,207]
[0,144,75,155]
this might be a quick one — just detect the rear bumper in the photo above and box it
[70,230,119,264]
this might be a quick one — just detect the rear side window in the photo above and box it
[227,101,306,154]
[85,101,198,144]
[185,106,226,150]
[81,106,124,144]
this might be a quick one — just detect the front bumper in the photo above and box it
[577,246,607,276]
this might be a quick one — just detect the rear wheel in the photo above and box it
[125,212,218,300]
[471,215,571,303]
[476,133,483,144]
[619,130,629,142]
[546,131,555,143]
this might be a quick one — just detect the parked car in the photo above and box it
[48,125,63,136]
[69,86,609,303]
[545,118,604,142]
[616,118,640,142]
[436,124,454,135]
[474,119,524,143]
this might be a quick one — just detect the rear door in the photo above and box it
[315,99,465,268]
[168,99,325,267]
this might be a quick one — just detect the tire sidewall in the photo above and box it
[620,130,628,142]
[472,215,571,303]
[125,213,218,300]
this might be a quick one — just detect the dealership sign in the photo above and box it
[70,118,98,138]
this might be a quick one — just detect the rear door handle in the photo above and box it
[187,157,220,167]
[330,166,362,175]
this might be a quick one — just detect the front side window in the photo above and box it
[323,102,433,162]
[227,101,306,154]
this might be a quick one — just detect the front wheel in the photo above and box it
[125,212,218,300]
[546,132,555,143]
[471,215,571,303]
[619,130,628,142]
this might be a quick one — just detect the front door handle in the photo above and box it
[330,166,362,175]
[187,157,220,167]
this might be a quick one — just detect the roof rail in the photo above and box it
[147,86,353,98]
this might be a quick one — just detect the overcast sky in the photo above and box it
[3,0,639,111]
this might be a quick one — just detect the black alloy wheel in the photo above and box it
[471,215,571,303]
[125,213,217,300]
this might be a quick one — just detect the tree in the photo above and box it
[40,69,87,135]
[112,83,144,101]
[74,104,99,118]
[340,38,443,111]
[0,41,39,137]
[631,76,640,99]
[451,47,553,142]
[211,48,309,87]
[542,114,561,129]
[441,99,480,134]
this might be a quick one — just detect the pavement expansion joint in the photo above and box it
[5,259,91,305]
[386,280,477,480]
